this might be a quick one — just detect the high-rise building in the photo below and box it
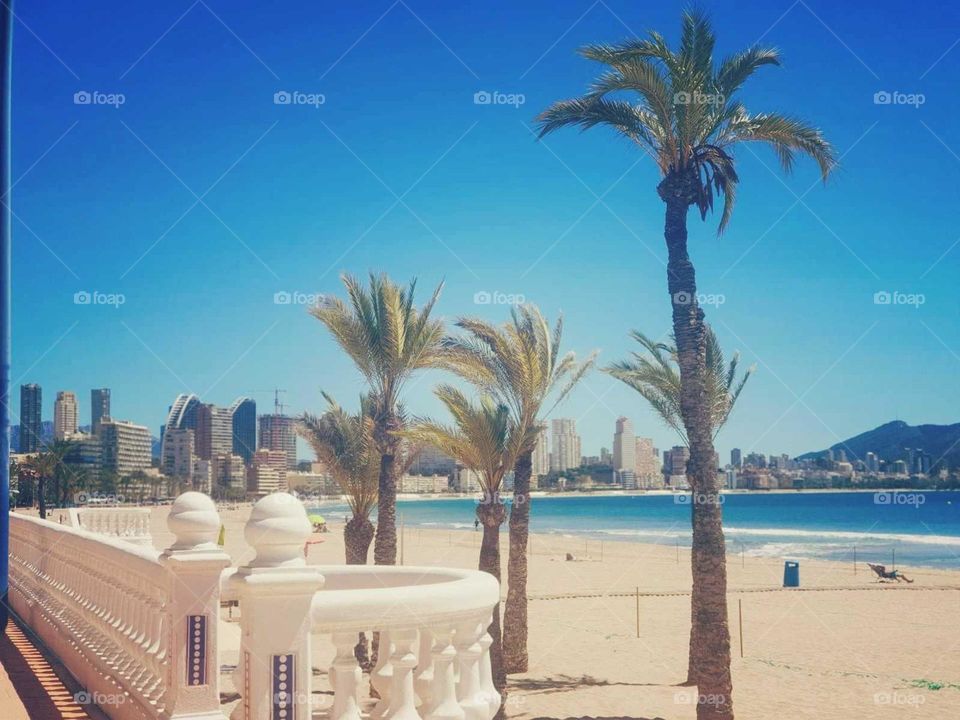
[195,403,234,460]
[259,414,297,470]
[247,449,288,495]
[408,444,457,476]
[865,451,879,473]
[599,447,612,465]
[161,393,201,471]
[63,433,102,487]
[731,448,742,469]
[90,388,111,435]
[549,418,581,472]
[635,437,659,487]
[664,446,691,485]
[162,428,195,480]
[99,419,152,477]
[230,397,257,463]
[19,384,42,453]
[531,426,550,479]
[213,454,247,493]
[613,417,635,472]
[54,391,79,440]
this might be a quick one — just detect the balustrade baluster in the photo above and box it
[330,631,363,720]
[423,626,464,720]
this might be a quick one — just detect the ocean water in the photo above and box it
[309,491,960,568]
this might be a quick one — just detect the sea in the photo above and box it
[308,490,960,569]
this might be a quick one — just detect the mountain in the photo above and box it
[798,420,960,468]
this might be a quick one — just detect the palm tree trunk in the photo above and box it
[373,423,399,566]
[476,500,507,715]
[502,449,532,674]
[661,183,734,720]
[344,514,375,669]
[37,476,46,520]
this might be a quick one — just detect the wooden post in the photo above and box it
[738,598,744,658]
[635,586,640,638]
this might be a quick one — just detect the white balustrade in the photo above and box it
[229,492,501,720]
[9,492,231,720]
[68,506,153,546]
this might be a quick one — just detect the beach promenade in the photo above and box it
[146,503,960,720]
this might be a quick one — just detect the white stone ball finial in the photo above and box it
[167,492,221,551]
[244,493,311,568]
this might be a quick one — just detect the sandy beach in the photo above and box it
[140,503,960,719]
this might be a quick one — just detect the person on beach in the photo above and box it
[304,521,325,558]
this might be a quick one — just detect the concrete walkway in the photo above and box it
[0,621,93,719]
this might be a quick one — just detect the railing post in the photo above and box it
[229,493,323,720]
[159,491,232,720]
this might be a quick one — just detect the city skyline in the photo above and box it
[8,0,960,466]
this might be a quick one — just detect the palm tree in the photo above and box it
[606,326,754,444]
[537,9,835,716]
[311,273,445,566]
[298,393,380,565]
[441,304,595,673]
[402,385,522,708]
[26,443,67,519]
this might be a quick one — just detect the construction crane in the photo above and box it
[247,389,288,415]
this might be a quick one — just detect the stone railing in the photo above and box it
[68,506,153,546]
[226,493,501,720]
[9,493,230,720]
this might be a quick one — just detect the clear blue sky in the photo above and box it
[8,0,960,463]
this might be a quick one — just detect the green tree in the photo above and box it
[402,386,522,711]
[310,273,445,566]
[441,304,595,673]
[606,327,754,444]
[537,10,835,716]
[25,443,68,519]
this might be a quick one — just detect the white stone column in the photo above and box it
[414,628,435,708]
[423,625,464,720]
[454,620,487,720]
[229,493,324,720]
[329,632,363,720]
[159,491,232,720]
[385,628,420,719]
[477,627,500,718]
[370,631,394,718]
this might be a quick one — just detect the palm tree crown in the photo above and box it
[536,8,837,231]
[297,393,380,519]
[606,326,753,444]
[402,385,520,495]
[441,304,595,453]
[310,273,446,425]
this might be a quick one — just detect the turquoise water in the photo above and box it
[310,491,960,568]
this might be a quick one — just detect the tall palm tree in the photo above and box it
[441,304,595,673]
[311,273,445,566]
[26,443,67,519]
[606,326,754,445]
[298,393,380,565]
[537,9,835,717]
[402,385,522,709]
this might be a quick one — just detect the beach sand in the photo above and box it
[142,503,958,718]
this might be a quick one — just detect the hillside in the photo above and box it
[799,420,960,468]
